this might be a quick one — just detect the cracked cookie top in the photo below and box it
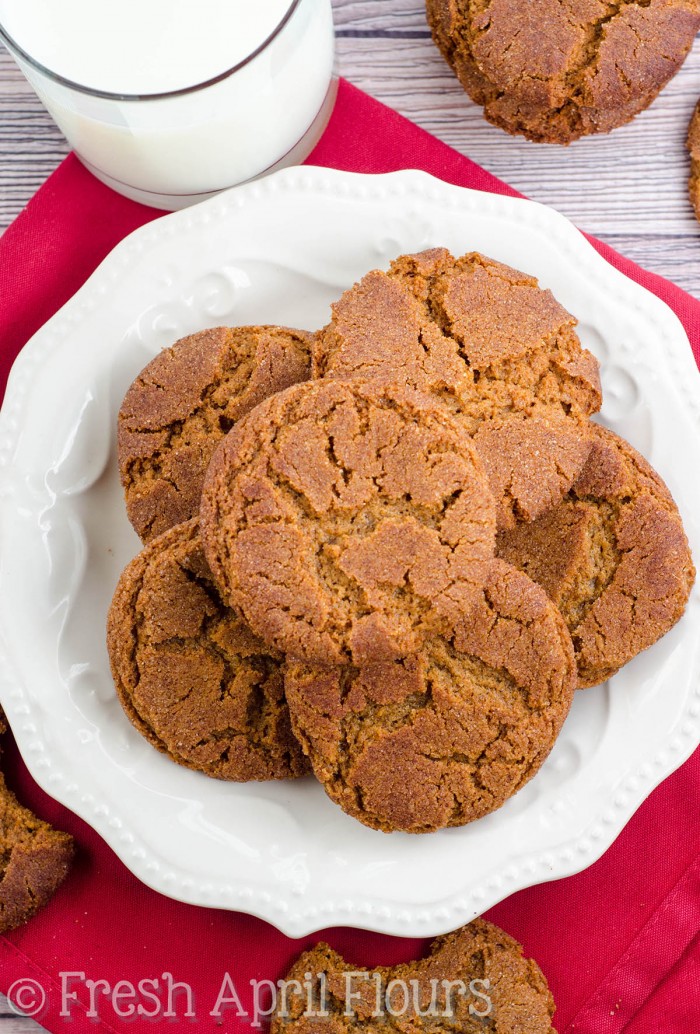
[106,518,309,781]
[314,249,599,528]
[118,325,313,543]
[271,919,556,1034]
[497,425,695,687]
[315,248,601,421]
[284,559,575,833]
[199,379,497,666]
[427,0,700,144]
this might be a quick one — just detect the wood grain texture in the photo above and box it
[0,0,699,1028]
[0,1002,42,1033]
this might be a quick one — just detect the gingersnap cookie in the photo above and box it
[0,713,74,933]
[427,0,700,144]
[119,324,313,543]
[285,559,575,833]
[200,379,497,667]
[272,920,555,1034]
[687,99,700,221]
[314,248,599,527]
[497,425,695,688]
[472,411,594,530]
[107,519,308,780]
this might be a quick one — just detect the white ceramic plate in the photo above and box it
[1,167,699,938]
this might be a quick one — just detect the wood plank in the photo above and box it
[0,995,43,1033]
[334,0,430,31]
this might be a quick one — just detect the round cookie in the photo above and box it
[200,379,497,667]
[497,425,695,688]
[0,712,74,933]
[314,248,600,528]
[118,324,313,543]
[285,559,575,833]
[0,773,74,933]
[427,0,700,144]
[107,518,309,781]
[272,919,555,1034]
[687,99,700,222]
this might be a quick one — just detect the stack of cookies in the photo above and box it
[108,249,695,835]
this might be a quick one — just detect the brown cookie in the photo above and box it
[427,0,700,144]
[472,412,593,530]
[272,919,555,1034]
[688,99,700,221]
[0,713,74,933]
[497,425,696,688]
[118,325,313,543]
[285,560,575,833]
[314,249,599,528]
[200,379,497,667]
[107,518,309,780]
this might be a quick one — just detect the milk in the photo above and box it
[0,0,335,208]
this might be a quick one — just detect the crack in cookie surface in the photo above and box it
[106,518,309,780]
[284,559,575,833]
[271,919,556,1034]
[497,425,695,687]
[118,325,312,543]
[426,0,700,143]
[200,380,497,666]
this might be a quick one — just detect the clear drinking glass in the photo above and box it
[0,0,337,210]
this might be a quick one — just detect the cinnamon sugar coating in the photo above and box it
[285,560,575,833]
[427,0,700,144]
[498,425,695,687]
[200,379,497,666]
[107,519,308,780]
[272,921,555,1034]
[119,325,312,542]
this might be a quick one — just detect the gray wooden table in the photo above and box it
[1,1,699,1029]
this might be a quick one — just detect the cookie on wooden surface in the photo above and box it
[427,0,700,144]
[687,98,700,221]
[285,560,575,833]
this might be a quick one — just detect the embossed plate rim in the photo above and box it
[0,166,699,937]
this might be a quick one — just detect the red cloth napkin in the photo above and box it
[0,79,698,1034]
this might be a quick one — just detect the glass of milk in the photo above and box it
[0,0,336,209]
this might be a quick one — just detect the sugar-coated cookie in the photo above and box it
[271,918,555,1034]
[107,519,309,780]
[497,425,695,687]
[285,560,575,833]
[200,379,497,666]
[314,249,599,528]
[427,0,700,144]
[119,325,312,542]
[0,712,74,933]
